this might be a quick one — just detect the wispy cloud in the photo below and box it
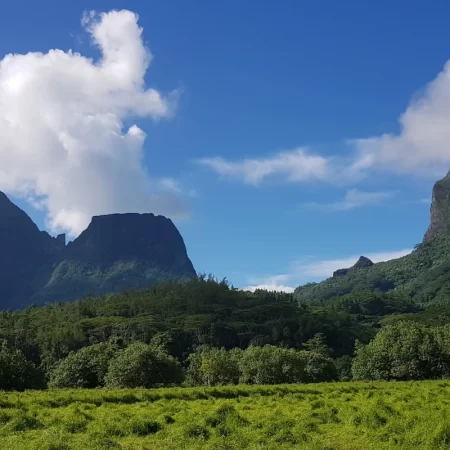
[243,248,412,292]
[402,198,431,205]
[198,148,330,185]
[157,178,197,198]
[200,57,450,189]
[307,189,395,212]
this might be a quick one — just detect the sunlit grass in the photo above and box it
[0,381,449,449]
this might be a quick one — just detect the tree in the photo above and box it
[105,342,182,388]
[49,342,117,388]
[352,322,446,381]
[238,345,307,385]
[186,346,242,386]
[0,341,43,390]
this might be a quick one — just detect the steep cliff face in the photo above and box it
[424,171,450,242]
[0,193,196,308]
[38,213,196,302]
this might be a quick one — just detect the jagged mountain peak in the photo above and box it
[332,255,374,278]
[353,256,374,269]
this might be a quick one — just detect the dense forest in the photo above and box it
[2,276,450,390]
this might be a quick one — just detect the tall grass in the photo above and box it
[0,381,449,449]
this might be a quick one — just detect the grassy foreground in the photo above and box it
[0,382,450,449]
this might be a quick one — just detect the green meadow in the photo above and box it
[0,381,449,449]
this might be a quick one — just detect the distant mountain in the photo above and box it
[0,193,195,308]
[294,171,450,304]
[332,256,374,278]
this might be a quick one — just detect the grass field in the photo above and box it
[0,381,450,449]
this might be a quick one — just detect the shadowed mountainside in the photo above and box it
[0,193,195,308]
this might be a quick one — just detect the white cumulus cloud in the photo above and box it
[353,60,450,177]
[0,9,186,237]
[243,274,295,293]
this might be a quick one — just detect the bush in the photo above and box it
[238,345,307,385]
[50,343,117,388]
[352,322,450,381]
[105,342,182,388]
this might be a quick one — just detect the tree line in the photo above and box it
[1,277,450,390]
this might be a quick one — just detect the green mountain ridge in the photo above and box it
[295,172,450,304]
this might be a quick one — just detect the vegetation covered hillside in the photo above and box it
[295,171,450,304]
[294,231,450,303]
[0,277,372,373]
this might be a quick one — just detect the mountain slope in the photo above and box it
[295,172,450,304]
[0,193,196,308]
[0,193,65,308]
[36,213,196,303]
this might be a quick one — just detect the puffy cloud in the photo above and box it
[243,275,295,293]
[354,60,450,176]
[307,189,394,211]
[0,9,185,237]
[198,148,330,185]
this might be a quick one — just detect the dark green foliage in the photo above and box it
[7,275,450,389]
[0,341,43,390]
[49,342,117,388]
[105,342,182,388]
[334,355,353,381]
[0,277,369,381]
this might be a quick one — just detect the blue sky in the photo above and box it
[1,1,449,291]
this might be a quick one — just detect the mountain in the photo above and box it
[294,171,450,304]
[424,170,450,242]
[0,193,66,307]
[333,256,374,278]
[36,213,196,303]
[0,193,195,308]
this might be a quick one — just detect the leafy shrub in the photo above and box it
[50,342,117,388]
[105,342,182,388]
